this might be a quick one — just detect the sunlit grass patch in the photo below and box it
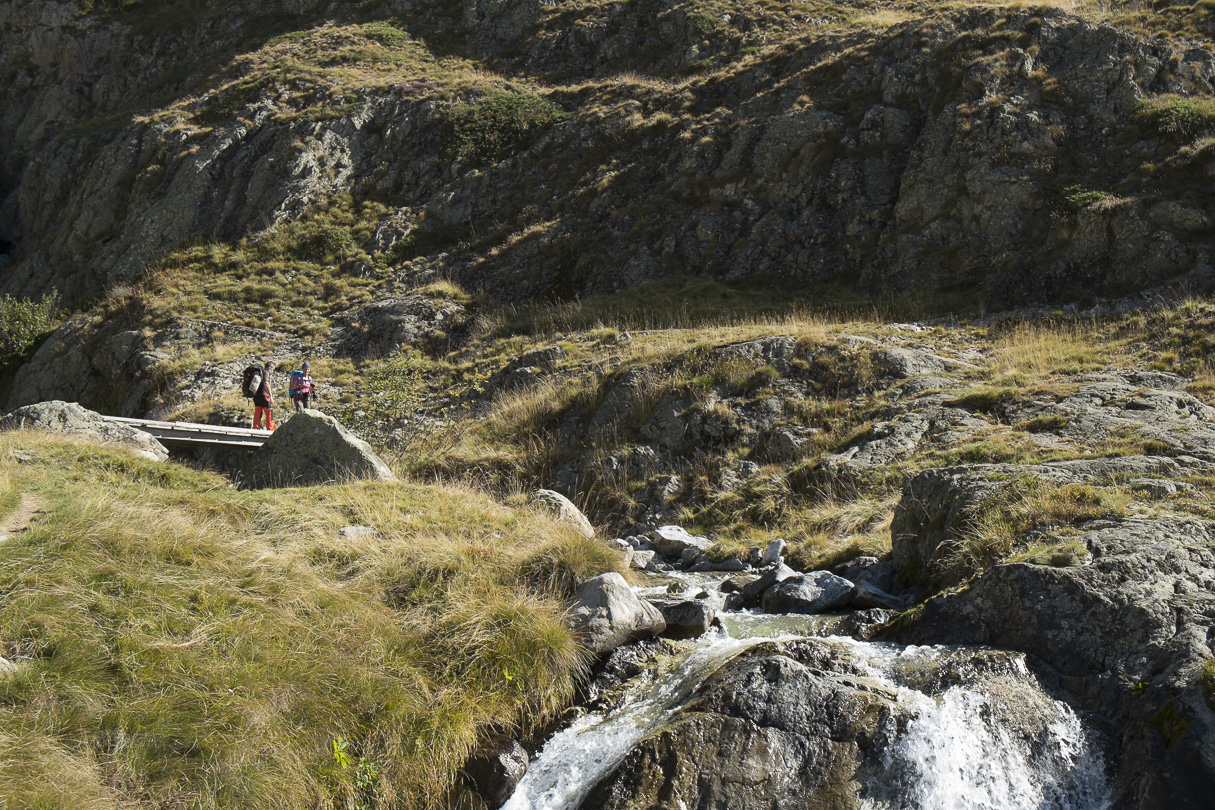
[0,432,616,808]
[940,480,1129,587]
[991,321,1106,379]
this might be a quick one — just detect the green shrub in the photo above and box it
[0,294,57,373]
[444,92,570,165]
[1136,95,1215,143]
[361,21,407,46]
[1058,184,1112,212]
[1202,657,1215,711]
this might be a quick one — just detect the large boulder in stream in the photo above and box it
[578,638,1106,810]
[0,400,168,461]
[882,459,1215,809]
[241,409,396,488]
[761,571,856,614]
[566,573,666,659]
[656,600,716,640]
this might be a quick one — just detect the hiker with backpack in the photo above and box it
[242,360,277,431]
[289,362,316,411]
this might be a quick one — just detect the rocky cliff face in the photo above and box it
[2,4,1214,308]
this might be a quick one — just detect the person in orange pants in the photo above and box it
[253,360,277,431]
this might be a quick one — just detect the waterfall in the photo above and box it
[502,629,763,810]
[507,573,1111,810]
[867,687,1110,810]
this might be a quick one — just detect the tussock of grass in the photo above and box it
[992,321,1105,379]
[941,479,1127,586]
[0,433,618,809]
[1018,413,1070,433]
[1007,539,1089,566]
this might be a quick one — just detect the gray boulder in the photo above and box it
[651,525,711,559]
[328,295,467,358]
[833,556,896,593]
[241,409,396,489]
[464,737,528,807]
[0,400,168,461]
[532,489,595,538]
[761,538,786,566]
[566,573,666,659]
[873,346,974,378]
[761,572,856,615]
[740,562,799,605]
[630,549,656,570]
[657,600,716,640]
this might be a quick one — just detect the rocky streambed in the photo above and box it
[503,568,1112,810]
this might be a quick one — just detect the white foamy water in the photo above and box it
[509,572,1111,810]
[502,629,767,810]
[866,687,1110,810]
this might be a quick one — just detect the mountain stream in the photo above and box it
[505,570,1112,810]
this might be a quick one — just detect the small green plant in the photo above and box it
[0,293,57,373]
[443,92,570,165]
[1132,681,1149,696]
[1201,657,1215,711]
[688,12,717,34]
[361,21,407,46]
[1148,699,1192,746]
[332,736,354,769]
[1059,184,1112,212]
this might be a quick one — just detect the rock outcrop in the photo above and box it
[579,639,1097,810]
[0,400,168,461]
[240,409,396,488]
[464,737,529,808]
[882,462,1215,809]
[3,9,1213,310]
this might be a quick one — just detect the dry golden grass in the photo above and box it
[991,320,1106,380]
[0,432,621,809]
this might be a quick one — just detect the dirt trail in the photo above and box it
[0,494,47,538]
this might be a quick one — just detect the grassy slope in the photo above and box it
[0,433,622,809]
[382,292,1215,565]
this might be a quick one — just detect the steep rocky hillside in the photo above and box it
[2,0,1215,311]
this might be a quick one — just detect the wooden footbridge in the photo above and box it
[103,416,270,450]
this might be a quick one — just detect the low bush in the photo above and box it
[443,92,570,165]
[0,294,57,373]
[1136,95,1215,143]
